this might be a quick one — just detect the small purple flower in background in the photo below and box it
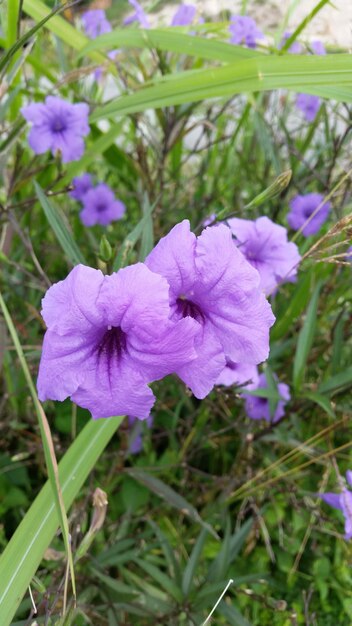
[311,40,326,55]
[227,216,301,295]
[278,31,303,54]
[146,220,275,399]
[21,96,90,163]
[128,415,153,454]
[287,193,331,237]
[79,183,126,227]
[70,174,93,202]
[229,15,264,49]
[319,471,352,540]
[81,9,112,38]
[242,372,290,423]
[296,93,321,122]
[37,264,199,420]
[217,361,259,387]
[124,0,150,28]
[346,245,352,263]
[171,4,196,27]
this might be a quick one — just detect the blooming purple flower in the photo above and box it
[227,216,301,295]
[124,0,150,28]
[128,414,153,454]
[81,9,112,39]
[79,183,126,227]
[287,193,331,237]
[319,471,352,539]
[296,93,321,122]
[37,263,199,420]
[242,372,290,423]
[145,220,275,399]
[70,174,93,202]
[216,361,259,387]
[229,15,264,49]
[171,4,196,26]
[278,31,303,54]
[21,96,90,163]
[311,40,326,55]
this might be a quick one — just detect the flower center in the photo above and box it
[97,326,127,364]
[95,203,107,213]
[176,296,205,323]
[51,116,67,133]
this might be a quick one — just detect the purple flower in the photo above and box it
[227,216,301,295]
[278,31,303,54]
[128,414,153,454]
[346,246,352,263]
[229,15,264,49]
[242,372,290,423]
[319,471,352,539]
[37,264,198,420]
[145,220,275,399]
[79,184,126,227]
[287,193,331,237]
[217,361,259,387]
[171,4,196,26]
[124,0,150,28]
[296,93,321,122]
[81,10,112,38]
[70,174,93,202]
[311,40,326,55]
[21,96,90,163]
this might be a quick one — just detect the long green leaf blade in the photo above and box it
[293,282,322,390]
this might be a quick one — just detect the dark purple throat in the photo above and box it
[176,296,205,323]
[97,326,127,364]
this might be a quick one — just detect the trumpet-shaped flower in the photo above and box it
[146,220,275,398]
[227,216,301,295]
[70,174,93,201]
[217,361,259,387]
[319,471,352,540]
[287,193,331,237]
[242,372,290,422]
[296,93,321,122]
[124,0,150,28]
[229,15,264,48]
[171,4,197,26]
[79,183,126,227]
[81,9,111,38]
[21,96,90,163]
[37,264,199,420]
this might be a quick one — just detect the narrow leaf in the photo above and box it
[293,282,322,390]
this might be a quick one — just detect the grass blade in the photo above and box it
[293,281,322,391]
[34,182,86,267]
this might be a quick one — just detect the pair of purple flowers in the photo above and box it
[124,1,198,28]
[37,220,275,420]
[70,174,126,227]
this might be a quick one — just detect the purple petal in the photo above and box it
[319,492,343,510]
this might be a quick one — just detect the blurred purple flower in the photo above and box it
[203,212,216,227]
[79,183,126,227]
[81,9,112,38]
[229,15,264,49]
[21,96,90,163]
[37,264,198,420]
[346,245,352,263]
[319,471,352,540]
[128,414,153,454]
[296,93,321,122]
[217,361,259,387]
[311,40,326,55]
[171,4,196,26]
[70,174,93,202]
[227,216,301,295]
[124,0,150,28]
[146,220,275,399]
[278,31,303,54]
[242,372,290,423]
[287,193,331,237]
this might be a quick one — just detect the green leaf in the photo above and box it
[0,415,124,624]
[126,468,218,539]
[303,391,336,418]
[80,28,261,63]
[91,54,352,122]
[182,528,208,596]
[319,366,352,395]
[134,557,183,602]
[271,272,311,341]
[34,182,86,267]
[293,281,322,391]
[113,204,154,271]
